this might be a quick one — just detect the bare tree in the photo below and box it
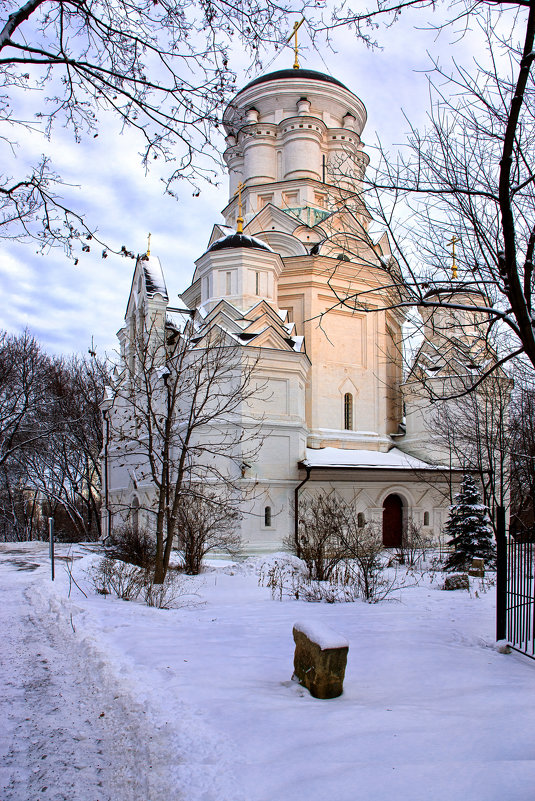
[420,371,512,532]
[22,354,107,540]
[105,307,263,583]
[175,486,241,574]
[509,378,535,536]
[0,0,310,252]
[291,489,350,580]
[314,0,535,383]
[0,331,107,541]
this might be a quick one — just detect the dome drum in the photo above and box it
[280,118,325,182]
[223,69,367,140]
[241,124,278,183]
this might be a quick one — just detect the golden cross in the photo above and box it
[234,182,244,233]
[286,18,305,70]
[147,232,151,258]
[448,235,460,279]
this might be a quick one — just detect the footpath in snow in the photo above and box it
[1,542,535,801]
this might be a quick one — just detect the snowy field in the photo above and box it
[1,542,535,801]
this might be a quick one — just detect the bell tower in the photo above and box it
[222,68,369,227]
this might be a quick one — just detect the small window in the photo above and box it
[423,511,430,527]
[226,271,232,295]
[255,271,260,295]
[131,496,140,536]
[264,506,272,527]
[357,512,365,528]
[344,393,353,431]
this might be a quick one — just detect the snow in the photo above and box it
[293,620,349,649]
[302,446,441,470]
[142,256,168,300]
[2,543,535,801]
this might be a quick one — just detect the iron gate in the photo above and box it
[506,540,535,659]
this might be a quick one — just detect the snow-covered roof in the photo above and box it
[141,256,168,300]
[301,447,442,471]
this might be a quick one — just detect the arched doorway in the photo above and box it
[382,494,403,547]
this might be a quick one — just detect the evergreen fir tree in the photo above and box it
[443,474,496,572]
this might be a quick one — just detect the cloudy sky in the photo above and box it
[1,5,483,358]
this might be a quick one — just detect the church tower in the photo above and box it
[108,66,459,552]
[182,67,405,454]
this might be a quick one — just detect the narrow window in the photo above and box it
[344,393,353,430]
[357,512,365,528]
[423,511,430,526]
[264,506,272,527]
[131,496,140,536]
[226,271,232,295]
[255,271,260,295]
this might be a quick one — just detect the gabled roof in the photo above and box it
[207,223,234,248]
[245,204,304,237]
[203,299,247,324]
[244,326,299,352]
[242,299,289,327]
[189,297,306,355]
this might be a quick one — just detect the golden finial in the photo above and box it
[234,182,244,234]
[147,232,151,258]
[286,18,305,70]
[447,235,460,279]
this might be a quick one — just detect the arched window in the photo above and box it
[357,512,365,528]
[264,506,272,527]
[344,393,353,430]
[423,511,430,527]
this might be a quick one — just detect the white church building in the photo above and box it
[103,66,486,552]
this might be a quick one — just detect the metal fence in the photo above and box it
[506,540,535,659]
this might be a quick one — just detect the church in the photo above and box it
[103,64,484,552]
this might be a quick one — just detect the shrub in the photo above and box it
[175,489,241,575]
[141,570,196,609]
[396,519,434,568]
[290,490,350,580]
[89,555,197,608]
[106,524,156,569]
[258,556,357,603]
[89,556,144,600]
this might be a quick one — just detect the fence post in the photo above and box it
[48,517,55,582]
[496,505,507,642]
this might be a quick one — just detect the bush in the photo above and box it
[89,556,144,600]
[290,490,350,581]
[258,556,357,603]
[175,489,241,575]
[395,520,434,568]
[106,524,156,569]
[141,570,195,609]
[89,555,196,608]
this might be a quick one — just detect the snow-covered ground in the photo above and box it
[2,542,535,801]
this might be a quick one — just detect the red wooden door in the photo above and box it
[382,494,403,547]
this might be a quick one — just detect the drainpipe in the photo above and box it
[103,410,112,541]
[294,465,311,558]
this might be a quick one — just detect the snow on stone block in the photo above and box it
[293,620,349,650]
[292,621,349,699]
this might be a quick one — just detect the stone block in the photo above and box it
[443,573,470,591]
[468,558,485,578]
[292,621,349,699]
